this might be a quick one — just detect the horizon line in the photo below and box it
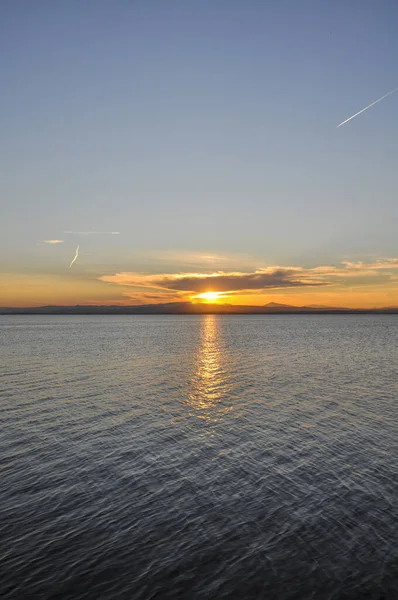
[1,301,398,314]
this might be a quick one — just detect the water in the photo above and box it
[1,315,398,599]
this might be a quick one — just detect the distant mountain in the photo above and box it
[1,303,398,315]
[264,302,294,308]
[264,302,349,310]
[374,306,398,310]
[306,304,339,309]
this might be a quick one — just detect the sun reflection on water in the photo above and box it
[187,315,230,423]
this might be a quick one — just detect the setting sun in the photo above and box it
[196,291,222,303]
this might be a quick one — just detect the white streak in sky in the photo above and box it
[64,231,120,235]
[69,245,79,268]
[337,87,398,128]
[43,239,64,244]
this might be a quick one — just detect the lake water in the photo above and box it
[1,315,398,599]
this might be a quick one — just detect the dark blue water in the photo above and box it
[1,315,398,599]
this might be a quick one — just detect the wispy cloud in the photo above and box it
[143,250,256,268]
[341,259,398,270]
[43,239,64,244]
[69,245,80,268]
[122,291,183,304]
[64,231,120,235]
[128,250,260,274]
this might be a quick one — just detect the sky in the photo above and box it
[1,0,397,308]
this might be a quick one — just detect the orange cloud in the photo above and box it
[99,258,398,298]
[99,266,328,294]
[341,259,398,271]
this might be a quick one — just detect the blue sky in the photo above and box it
[1,0,397,306]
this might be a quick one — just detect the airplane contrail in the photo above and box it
[69,245,79,268]
[337,86,398,128]
[64,231,120,235]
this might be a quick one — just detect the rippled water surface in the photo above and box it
[1,315,398,599]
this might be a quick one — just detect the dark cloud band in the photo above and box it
[154,269,327,293]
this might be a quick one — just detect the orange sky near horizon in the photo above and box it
[2,256,398,309]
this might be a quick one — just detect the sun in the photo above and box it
[196,291,221,303]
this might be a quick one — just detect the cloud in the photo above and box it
[69,245,80,268]
[141,250,257,269]
[341,259,398,270]
[153,269,325,293]
[64,231,120,235]
[122,291,184,304]
[127,250,260,274]
[98,258,398,296]
[43,239,64,244]
[99,267,329,294]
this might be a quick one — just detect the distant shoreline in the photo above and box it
[1,304,398,316]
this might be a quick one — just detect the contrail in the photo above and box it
[69,245,79,268]
[64,231,120,235]
[337,86,398,128]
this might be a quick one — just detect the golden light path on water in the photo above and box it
[187,316,233,429]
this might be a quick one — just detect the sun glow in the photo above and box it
[195,291,222,303]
